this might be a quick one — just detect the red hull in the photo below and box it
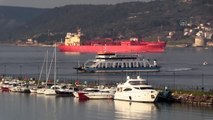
[1,86,10,92]
[58,42,166,53]
[78,92,89,100]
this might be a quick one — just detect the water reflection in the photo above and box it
[63,52,81,55]
[1,93,213,120]
[114,100,157,120]
[34,95,75,120]
[73,99,115,120]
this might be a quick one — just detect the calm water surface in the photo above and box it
[0,45,213,89]
[0,93,213,120]
[0,45,213,120]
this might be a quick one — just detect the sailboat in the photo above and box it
[35,50,49,94]
[44,44,58,95]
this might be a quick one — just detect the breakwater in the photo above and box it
[169,90,213,106]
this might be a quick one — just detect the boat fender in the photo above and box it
[203,61,208,65]
[129,96,132,101]
[151,95,155,99]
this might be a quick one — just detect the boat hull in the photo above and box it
[1,86,11,92]
[55,90,74,96]
[78,92,114,100]
[114,90,159,103]
[78,92,89,100]
[44,89,56,95]
[58,44,165,53]
[77,66,160,73]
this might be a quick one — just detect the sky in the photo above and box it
[0,0,151,8]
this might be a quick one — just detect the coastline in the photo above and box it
[161,90,213,106]
[16,44,54,47]
[0,43,54,47]
[166,44,189,48]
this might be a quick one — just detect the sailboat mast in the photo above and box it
[54,44,57,89]
[45,50,49,88]
[38,50,48,88]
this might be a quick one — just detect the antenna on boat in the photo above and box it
[54,43,57,90]
[76,60,79,82]
[157,36,160,42]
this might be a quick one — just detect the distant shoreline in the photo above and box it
[0,43,54,47]
[1,42,212,48]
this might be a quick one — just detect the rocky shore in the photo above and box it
[161,90,213,106]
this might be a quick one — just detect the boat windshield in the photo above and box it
[84,89,100,92]
[84,60,96,67]
[134,87,153,90]
[140,87,153,90]
[128,81,147,85]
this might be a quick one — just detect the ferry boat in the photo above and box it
[114,76,159,103]
[74,52,160,73]
[58,29,166,53]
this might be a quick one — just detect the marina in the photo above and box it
[0,45,213,90]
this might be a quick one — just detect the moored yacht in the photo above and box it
[77,87,115,100]
[114,76,159,103]
[55,84,79,96]
[44,44,58,96]
[43,85,61,95]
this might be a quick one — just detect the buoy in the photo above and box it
[203,61,208,65]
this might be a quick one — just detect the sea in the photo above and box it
[0,44,213,120]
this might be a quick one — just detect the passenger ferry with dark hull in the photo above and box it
[74,52,160,73]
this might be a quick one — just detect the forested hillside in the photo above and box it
[1,0,212,43]
[0,6,48,42]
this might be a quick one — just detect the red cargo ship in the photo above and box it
[58,29,166,53]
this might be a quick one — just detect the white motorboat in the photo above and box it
[19,87,31,93]
[55,85,79,96]
[36,88,46,94]
[10,86,22,92]
[43,88,56,95]
[76,87,115,100]
[114,76,159,103]
[73,87,100,98]
[29,87,37,93]
[43,85,61,95]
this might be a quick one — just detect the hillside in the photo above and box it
[0,6,48,42]
[1,0,213,43]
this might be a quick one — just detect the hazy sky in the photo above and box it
[0,0,150,8]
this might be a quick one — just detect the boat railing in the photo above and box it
[84,60,96,67]
[116,54,139,58]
